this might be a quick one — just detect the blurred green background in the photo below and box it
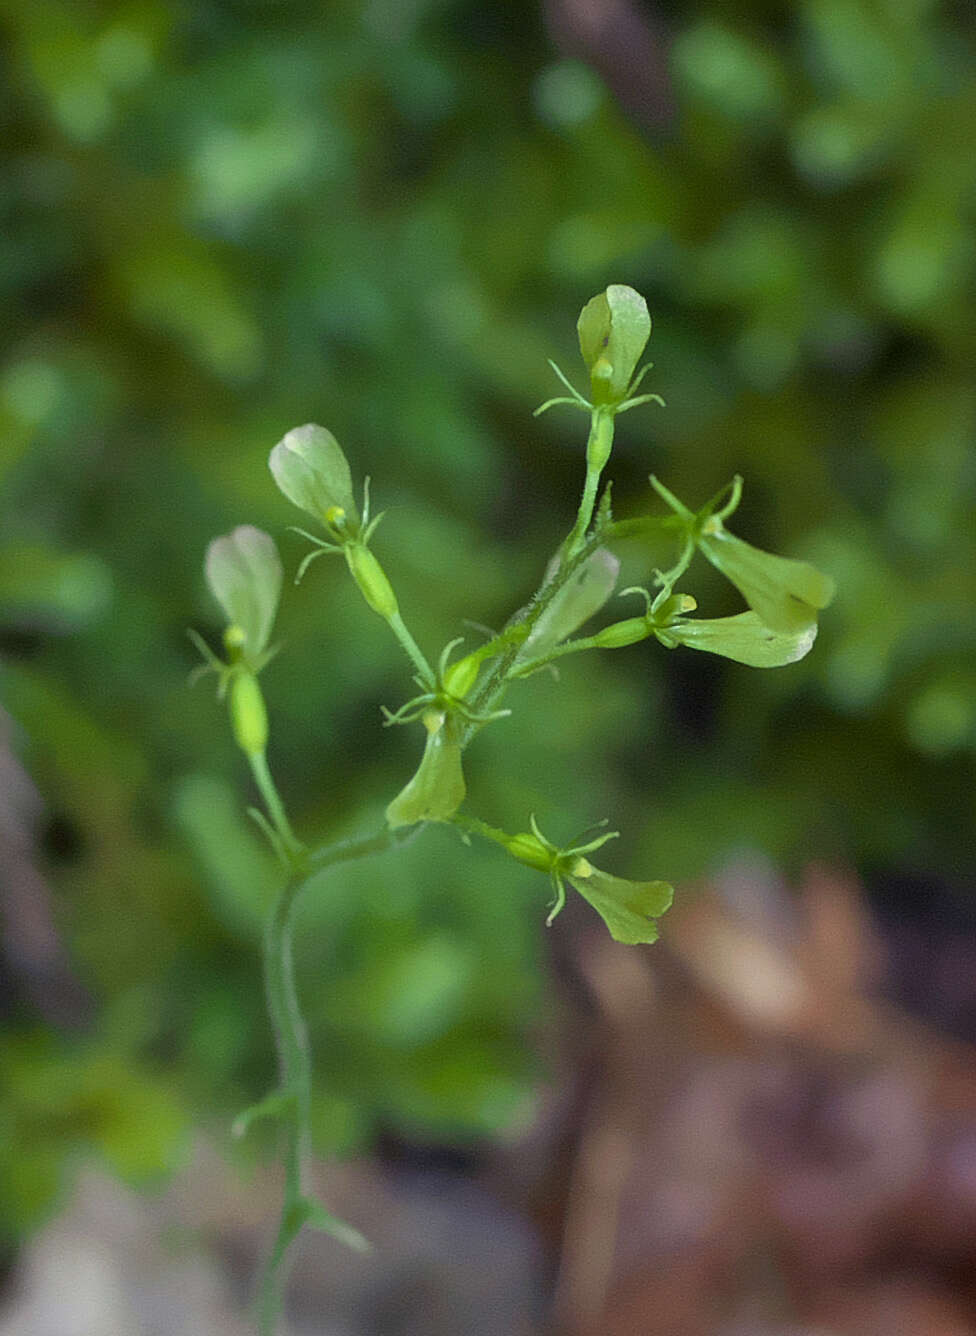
[1,0,974,1262]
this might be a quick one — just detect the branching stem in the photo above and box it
[508,631,619,680]
[249,749,303,859]
[460,531,601,746]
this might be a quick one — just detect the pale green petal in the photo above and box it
[268,423,358,525]
[568,865,673,945]
[520,546,619,660]
[205,525,281,655]
[577,291,612,370]
[667,610,817,667]
[386,717,466,828]
[699,524,834,633]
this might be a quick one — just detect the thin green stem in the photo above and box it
[451,811,511,848]
[259,872,309,1335]
[257,824,424,1333]
[386,609,435,685]
[506,631,610,680]
[462,622,530,669]
[565,467,601,559]
[249,749,303,859]
[655,534,696,597]
[564,410,615,559]
[307,824,404,868]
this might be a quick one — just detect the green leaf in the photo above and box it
[577,285,651,405]
[664,609,818,666]
[566,861,673,945]
[520,547,619,659]
[268,423,358,527]
[698,522,835,633]
[386,712,466,828]
[204,525,281,656]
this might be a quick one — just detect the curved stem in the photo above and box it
[306,822,428,869]
[654,534,696,599]
[458,622,530,671]
[257,824,425,1333]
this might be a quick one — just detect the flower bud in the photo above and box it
[205,526,282,660]
[590,617,652,650]
[269,424,359,529]
[503,832,554,874]
[345,543,398,619]
[577,286,651,406]
[442,652,480,700]
[229,671,268,755]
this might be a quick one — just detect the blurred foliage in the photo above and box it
[1,0,974,1244]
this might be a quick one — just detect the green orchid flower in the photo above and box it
[577,285,653,408]
[535,285,664,420]
[269,423,359,535]
[501,816,673,944]
[190,526,285,757]
[651,475,835,634]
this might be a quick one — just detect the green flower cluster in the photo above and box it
[193,285,834,944]
[500,816,673,946]
[189,287,836,1321]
